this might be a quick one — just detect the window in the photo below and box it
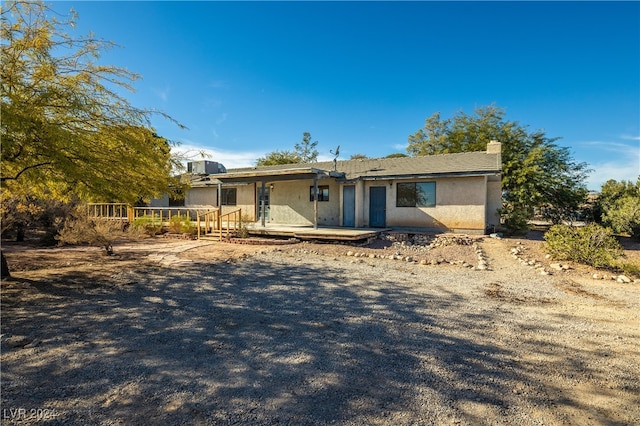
[310,185,330,202]
[168,189,185,207]
[396,182,436,207]
[221,188,237,206]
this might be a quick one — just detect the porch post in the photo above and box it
[313,174,319,229]
[260,180,266,227]
[217,183,222,207]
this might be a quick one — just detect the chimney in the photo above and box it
[487,140,502,170]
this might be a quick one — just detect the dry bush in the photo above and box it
[56,207,129,255]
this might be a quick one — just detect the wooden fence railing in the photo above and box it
[196,208,242,240]
[87,203,241,241]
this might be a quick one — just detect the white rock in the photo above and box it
[550,263,564,271]
[617,275,631,283]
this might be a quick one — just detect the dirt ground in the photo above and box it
[1,233,639,425]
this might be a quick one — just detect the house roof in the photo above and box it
[188,149,501,186]
[221,150,499,181]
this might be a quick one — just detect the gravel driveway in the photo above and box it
[1,239,639,425]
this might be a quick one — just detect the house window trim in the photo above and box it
[396,181,436,208]
[310,185,330,202]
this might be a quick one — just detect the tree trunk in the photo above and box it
[16,226,25,242]
[1,251,10,279]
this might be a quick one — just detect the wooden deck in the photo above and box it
[245,224,389,241]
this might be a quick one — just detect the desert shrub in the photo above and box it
[236,214,252,239]
[168,214,183,233]
[167,215,196,235]
[57,208,128,255]
[615,260,640,277]
[180,217,196,235]
[131,215,163,236]
[544,224,624,268]
[0,196,77,244]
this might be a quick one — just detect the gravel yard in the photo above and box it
[1,236,639,425]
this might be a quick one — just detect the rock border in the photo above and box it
[343,234,490,271]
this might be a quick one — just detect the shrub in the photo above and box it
[57,207,127,255]
[602,195,640,241]
[168,214,184,234]
[168,214,196,235]
[131,215,163,236]
[544,224,624,268]
[0,196,76,244]
[180,217,196,235]
[236,214,252,239]
[616,260,640,277]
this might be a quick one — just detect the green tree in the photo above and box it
[255,150,301,166]
[256,131,318,166]
[597,178,640,239]
[1,0,183,203]
[594,179,636,221]
[408,105,590,233]
[294,131,319,163]
[1,1,183,276]
[385,153,408,159]
[350,153,369,160]
[407,112,451,156]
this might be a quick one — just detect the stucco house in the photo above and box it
[183,141,502,234]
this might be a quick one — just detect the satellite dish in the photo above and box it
[330,145,340,171]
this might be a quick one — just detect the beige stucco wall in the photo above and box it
[232,184,256,221]
[185,185,256,220]
[360,176,489,232]
[268,178,341,225]
[185,187,216,207]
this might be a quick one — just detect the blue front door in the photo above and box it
[343,185,355,227]
[369,186,386,228]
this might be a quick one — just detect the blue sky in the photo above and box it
[51,1,639,190]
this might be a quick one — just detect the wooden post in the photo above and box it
[260,180,266,227]
[313,174,319,230]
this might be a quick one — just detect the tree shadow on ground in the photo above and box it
[1,255,636,424]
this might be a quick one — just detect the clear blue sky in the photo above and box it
[52,1,639,190]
